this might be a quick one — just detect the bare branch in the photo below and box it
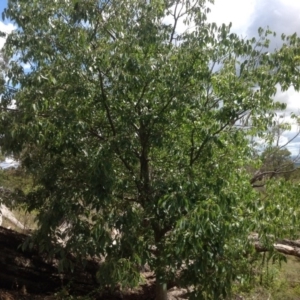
[250,168,298,186]
[169,1,182,45]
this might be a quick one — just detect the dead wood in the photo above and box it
[249,233,300,258]
[0,226,99,295]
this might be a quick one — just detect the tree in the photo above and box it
[1,0,300,299]
[261,146,294,179]
[250,117,300,186]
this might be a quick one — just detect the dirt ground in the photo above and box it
[0,213,180,299]
[0,269,155,300]
[0,271,189,300]
[0,275,155,300]
[0,223,189,300]
[0,288,156,300]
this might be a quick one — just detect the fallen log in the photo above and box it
[0,226,99,295]
[249,233,300,258]
[0,204,28,230]
[254,242,300,257]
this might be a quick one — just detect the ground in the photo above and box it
[0,271,156,300]
[1,257,300,299]
[1,209,300,299]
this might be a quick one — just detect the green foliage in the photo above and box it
[0,166,35,230]
[260,146,294,180]
[290,167,300,182]
[233,256,300,300]
[1,0,300,299]
[0,167,32,195]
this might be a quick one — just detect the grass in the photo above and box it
[233,256,300,299]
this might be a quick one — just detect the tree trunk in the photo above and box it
[155,282,168,300]
[0,226,99,295]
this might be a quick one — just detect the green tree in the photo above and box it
[261,146,294,180]
[250,118,299,185]
[2,1,300,299]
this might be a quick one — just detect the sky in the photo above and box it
[0,0,300,155]
[0,1,6,15]
[0,0,14,49]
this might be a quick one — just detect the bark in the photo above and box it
[255,241,300,257]
[249,233,300,258]
[0,226,99,295]
[153,229,169,300]
[0,204,28,230]
[155,282,168,300]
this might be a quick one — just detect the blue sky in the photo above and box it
[0,0,13,48]
[0,1,7,22]
[0,1,6,11]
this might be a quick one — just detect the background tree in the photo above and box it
[261,146,294,180]
[1,0,300,299]
[250,117,300,186]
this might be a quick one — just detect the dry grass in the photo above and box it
[234,256,300,300]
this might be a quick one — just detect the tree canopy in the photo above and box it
[1,0,300,299]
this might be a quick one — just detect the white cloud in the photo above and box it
[164,0,257,36]
[0,22,15,49]
[275,87,300,115]
[247,0,300,51]
[278,0,300,10]
[207,0,256,36]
